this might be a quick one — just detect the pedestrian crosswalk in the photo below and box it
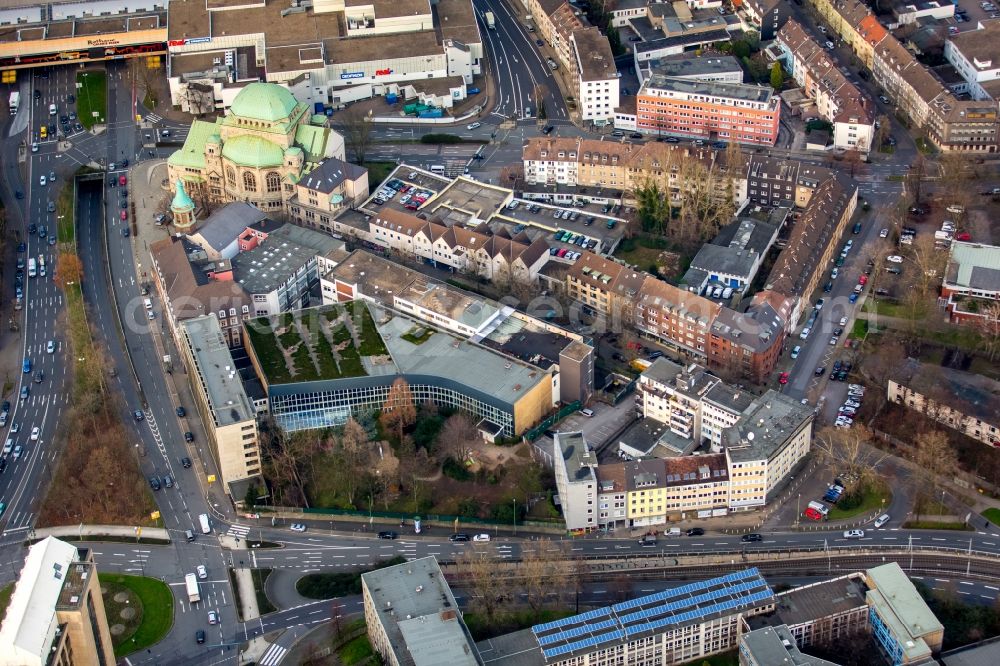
[145,113,163,123]
[259,644,287,666]
[227,524,251,539]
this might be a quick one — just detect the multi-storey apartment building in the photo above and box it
[571,27,619,124]
[742,0,790,40]
[636,75,781,145]
[888,358,1000,447]
[762,174,858,321]
[775,19,875,152]
[944,21,1000,102]
[566,251,785,380]
[179,316,262,496]
[546,359,812,529]
[286,157,370,234]
[523,0,621,121]
[808,0,998,152]
[0,538,116,666]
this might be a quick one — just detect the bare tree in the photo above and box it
[340,105,374,165]
[914,429,958,493]
[907,234,947,300]
[905,153,926,206]
[438,412,479,463]
[874,114,891,149]
[454,548,509,625]
[813,425,888,490]
[518,540,571,611]
[380,378,416,442]
[975,302,1000,361]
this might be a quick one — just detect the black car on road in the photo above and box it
[741,533,763,543]
[378,531,398,540]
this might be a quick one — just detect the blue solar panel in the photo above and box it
[542,630,626,660]
[533,607,611,635]
[537,619,619,646]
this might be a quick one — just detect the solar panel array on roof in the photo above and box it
[531,568,772,661]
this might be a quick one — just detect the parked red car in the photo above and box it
[803,507,823,521]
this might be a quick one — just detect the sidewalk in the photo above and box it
[126,158,237,525]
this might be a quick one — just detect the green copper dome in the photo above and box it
[171,178,195,212]
[229,83,299,123]
[221,135,284,167]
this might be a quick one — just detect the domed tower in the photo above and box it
[170,178,197,230]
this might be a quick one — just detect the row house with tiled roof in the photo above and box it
[565,251,785,381]
[369,208,551,283]
[775,19,875,153]
[808,0,998,152]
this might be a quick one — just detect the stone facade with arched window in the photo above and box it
[167,83,345,214]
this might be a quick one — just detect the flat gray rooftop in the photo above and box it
[721,390,814,463]
[180,316,256,427]
[644,74,775,103]
[376,307,548,407]
[362,556,480,666]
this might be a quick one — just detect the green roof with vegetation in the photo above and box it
[245,301,391,385]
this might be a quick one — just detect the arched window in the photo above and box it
[226,166,236,187]
[266,172,281,193]
[243,171,257,192]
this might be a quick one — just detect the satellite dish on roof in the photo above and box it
[747,432,755,441]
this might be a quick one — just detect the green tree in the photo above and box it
[244,483,257,509]
[607,27,624,56]
[770,62,785,90]
[634,181,672,235]
[733,40,751,59]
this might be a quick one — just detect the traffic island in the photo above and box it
[75,70,107,129]
[99,574,173,658]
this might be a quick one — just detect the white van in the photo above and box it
[144,298,153,310]
[664,527,681,537]
[721,287,733,299]
[807,500,829,516]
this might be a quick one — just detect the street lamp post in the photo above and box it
[512,498,517,536]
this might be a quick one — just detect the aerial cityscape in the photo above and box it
[0,0,1000,664]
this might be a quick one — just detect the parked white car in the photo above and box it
[886,255,904,263]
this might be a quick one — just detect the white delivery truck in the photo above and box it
[9,91,19,114]
[199,513,211,534]
[485,11,495,29]
[185,573,201,603]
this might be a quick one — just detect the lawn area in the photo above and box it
[862,298,919,319]
[56,179,76,244]
[364,161,396,188]
[338,634,374,665]
[0,583,12,624]
[826,484,891,521]
[684,651,738,666]
[614,236,687,280]
[252,568,276,615]
[982,508,1000,527]
[850,318,868,339]
[903,520,972,530]
[76,70,107,129]
[99,574,173,657]
[296,556,406,600]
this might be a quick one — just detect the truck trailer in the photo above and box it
[185,573,201,603]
